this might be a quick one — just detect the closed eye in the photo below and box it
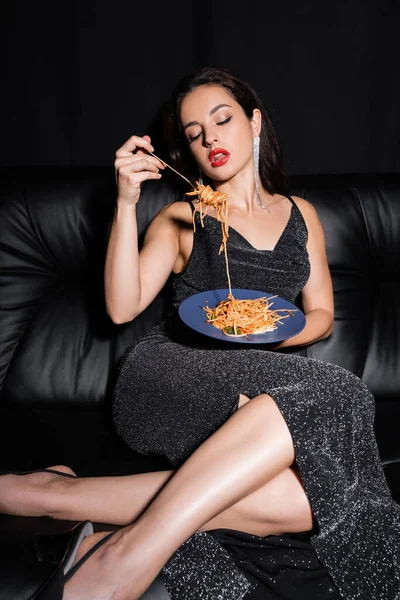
[188,116,232,144]
[188,132,201,144]
[217,116,232,126]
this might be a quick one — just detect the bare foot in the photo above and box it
[64,523,165,600]
[0,464,76,517]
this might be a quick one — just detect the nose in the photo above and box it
[203,126,219,148]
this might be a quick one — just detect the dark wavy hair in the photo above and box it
[162,66,286,194]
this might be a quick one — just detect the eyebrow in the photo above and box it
[183,104,232,131]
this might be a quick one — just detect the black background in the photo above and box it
[2,0,400,175]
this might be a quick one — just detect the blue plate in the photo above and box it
[178,288,306,344]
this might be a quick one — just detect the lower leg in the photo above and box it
[0,468,174,524]
[65,394,296,599]
[0,464,311,536]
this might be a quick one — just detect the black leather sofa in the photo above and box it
[0,167,399,597]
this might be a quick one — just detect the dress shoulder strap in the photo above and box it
[283,195,303,219]
[284,194,297,206]
[186,199,196,214]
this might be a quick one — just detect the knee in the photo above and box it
[238,392,273,409]
[238,393,251,408]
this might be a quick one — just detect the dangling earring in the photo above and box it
[253,136,269,212]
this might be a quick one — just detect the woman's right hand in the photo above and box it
[114,135,166,206]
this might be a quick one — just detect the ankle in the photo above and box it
[0,473,57,517]
[119,519,173,571]
[39,475,76,518]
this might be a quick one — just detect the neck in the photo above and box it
[212,162,269,215]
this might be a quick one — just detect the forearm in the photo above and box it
[104,202,141,324]
[276,308,333,349]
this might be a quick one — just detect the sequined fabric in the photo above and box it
[171,199,310,307]
[113,197,400,599]
[161,531,252,600]
[210,529,342,599]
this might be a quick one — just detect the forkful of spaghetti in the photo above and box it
[147,150,232,289]
[147,151,229,254]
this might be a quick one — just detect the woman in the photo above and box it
[1,67,399,600]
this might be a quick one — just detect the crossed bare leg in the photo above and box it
[0,394,311,599]
[64,394,302,599]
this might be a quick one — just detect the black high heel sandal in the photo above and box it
[64,531,172,599]
[0,467,79,537]
[64,530,115,582]
[0,468,92,599]
[0,520,94,600]
[2,469,171,598]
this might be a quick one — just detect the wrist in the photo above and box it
[115,199,138,216]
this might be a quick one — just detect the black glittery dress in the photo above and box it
[113,198,400,600]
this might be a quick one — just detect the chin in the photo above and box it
[206,165,238,184]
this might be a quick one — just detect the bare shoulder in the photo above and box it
[155,200,193,224]
[146,200,192,232]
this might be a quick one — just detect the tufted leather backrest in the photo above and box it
[0,168,399,465]
[0,167,179,409]
[290,175,400,399]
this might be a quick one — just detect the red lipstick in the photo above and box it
[209,148,230,167]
